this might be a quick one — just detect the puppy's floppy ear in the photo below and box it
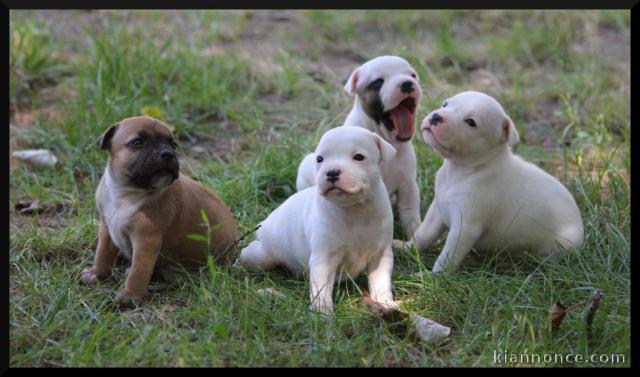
[344,68,360,95]
[502,116,519,147]
[372,132,397,164]
[96,123,120,150]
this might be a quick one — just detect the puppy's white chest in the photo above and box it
[99,189,146,258]
[340,243,381,278]
[330,220,389,279]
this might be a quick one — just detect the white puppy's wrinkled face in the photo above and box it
[344,56,422,143]
[314,127,396,207]
[421,91,519,165]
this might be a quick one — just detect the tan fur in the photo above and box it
[80,116,238,305]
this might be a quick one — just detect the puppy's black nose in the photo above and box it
[326,169,341,183]
[160,150,176,160]
[430,113,443,126]
[400,81,414,94]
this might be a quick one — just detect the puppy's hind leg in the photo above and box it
[534,224,584,260]
[556,223,584,252]
[237,240,277,272]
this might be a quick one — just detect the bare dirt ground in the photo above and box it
[12,10,630,148]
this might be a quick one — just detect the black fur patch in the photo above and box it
[359,82,396,132]
[360,92,397,132]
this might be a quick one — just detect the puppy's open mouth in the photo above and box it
[382,96,417,142]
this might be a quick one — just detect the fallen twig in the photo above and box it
[221,224,261,260]
[549,288,605,335]
[585,289,605,342]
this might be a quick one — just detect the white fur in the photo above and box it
[413,91,584,273]
[296,56,422,238]
[239,127,397,314]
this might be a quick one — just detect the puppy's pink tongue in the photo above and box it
[390,106,415,141]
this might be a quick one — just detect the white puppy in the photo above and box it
[296,56,422,238]
[412,91,584,273]
[239,127,398,314]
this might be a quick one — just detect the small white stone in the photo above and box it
[12,149,58,168]
[191,145,207,154]
[411,314,451,344]
[412,270,433,278]
[256,287,286,299]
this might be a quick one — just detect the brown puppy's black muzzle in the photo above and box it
[160,149,180,180]
[161,149,176,161]
[159,147,180,180]
[129,147,180,189]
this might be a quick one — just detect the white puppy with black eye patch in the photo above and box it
[296,55,422,238]
[412,91,584,273]
[239,127,398,315]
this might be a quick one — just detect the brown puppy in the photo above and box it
[80,116,238,305]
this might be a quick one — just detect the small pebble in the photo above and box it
[12,149,58,168]
[256,287,286,299]
[411,314,451,345]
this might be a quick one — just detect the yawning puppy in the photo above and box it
[80,116,239,305]
[296,56,422,238]
[414,91,584,273]
[239,127,398,315]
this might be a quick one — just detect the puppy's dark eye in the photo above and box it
[316,155,324,163]
[442,101,448,108]
[465,119,477,127]
[411,73,417,78]
[368,78,384,90]
[170,141,177,149]
[353,153,365,161]
[129,138,144,146]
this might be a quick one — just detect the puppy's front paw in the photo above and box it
[310,303,334,316]
[79,268,109,285]
[366,294,400,312]
[377,299,400,310]
[392,239,414,251]
[114,290,143,308]
[431,264,450,274]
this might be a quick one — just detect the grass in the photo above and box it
[9,10,630,367]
